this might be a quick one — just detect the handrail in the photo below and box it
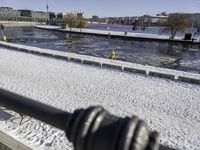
[0,88,176,150]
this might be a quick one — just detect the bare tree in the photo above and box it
[165,13,188,39]
[63,13,87,28]
[63,13,78,28]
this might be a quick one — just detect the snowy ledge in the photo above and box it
[0,130,32,150]
[0,41,200,85]
[35,25,200,44]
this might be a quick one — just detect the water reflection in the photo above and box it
[22,27,34,36]
[4,26,200,73]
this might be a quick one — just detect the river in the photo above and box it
[3,24,200,73]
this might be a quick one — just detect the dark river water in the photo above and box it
[3,25,200,73]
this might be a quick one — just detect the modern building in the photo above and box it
[92,16,139,25]
[18,10,32,18]
[138,15,168,26]
[91,15,99,22]
[0,7,55,22]
[57,13,64,19]
[32,11,49,22]
[0,7,20,20]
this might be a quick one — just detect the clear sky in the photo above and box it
[0,0,200,17]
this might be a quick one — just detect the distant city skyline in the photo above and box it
[0,0,200,17]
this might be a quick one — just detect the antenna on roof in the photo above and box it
[46,0,49,13]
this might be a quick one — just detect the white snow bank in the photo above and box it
[0,47,200,150]
[0,41,199,83]
[36,25,61,29]
[35,25,172,40]
[35,25,200,45]
[35,25,200,41]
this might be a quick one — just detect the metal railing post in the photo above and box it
[0,88,175,150]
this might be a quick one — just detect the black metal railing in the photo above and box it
[0,88,176,150]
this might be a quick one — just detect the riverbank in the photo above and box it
[0,41,199,85]
[35,25,200,45]
[3,25,200,73]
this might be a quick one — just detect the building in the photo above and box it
[0,7,20,20]
[32,11,49,22]
[138,15,168,26]
[49,12,56,19]
[95,16,139,25]
[77,13,83,18]
[19,10,32,18]
[91,15,99,22]
[0,7,50,22]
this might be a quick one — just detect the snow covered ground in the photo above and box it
[35,25,61,29]
[0,47,200,150]
[35,25,200,42]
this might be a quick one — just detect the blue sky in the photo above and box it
[0,0,200,17]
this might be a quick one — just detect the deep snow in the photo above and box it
[0,47,200,150]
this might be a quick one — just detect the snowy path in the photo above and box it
[0,47,200,150]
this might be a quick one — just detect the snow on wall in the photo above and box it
[0,46,200,150]
[35,25,171,40]
[0,41,200,85]
[35,25,200,42]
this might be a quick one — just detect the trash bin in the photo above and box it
[184,33,192,40]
